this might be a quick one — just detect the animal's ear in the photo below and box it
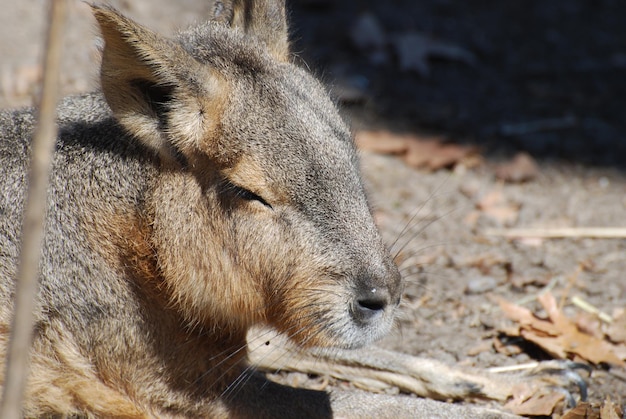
[209,0,290,61]
[92,5,225,163]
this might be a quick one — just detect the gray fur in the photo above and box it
[0,1,402,417]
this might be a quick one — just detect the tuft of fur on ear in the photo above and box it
[92,5,225,163]
[209,0,290,61]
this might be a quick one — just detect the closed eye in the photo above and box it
[229,183,272,209]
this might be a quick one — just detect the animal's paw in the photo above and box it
[248,327,591,417]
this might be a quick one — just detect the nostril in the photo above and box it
[352,287,390,323]
[357,297,386,313]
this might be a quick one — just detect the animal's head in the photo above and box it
[92,0,402,349]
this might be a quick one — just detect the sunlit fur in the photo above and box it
[0,2,402,417]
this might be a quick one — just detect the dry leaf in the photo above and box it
[498,298,536,325]
[505,385,565,416]
[562,402,599,419]
[610,344,626,361]
[495,152,540,183]
[462,253,508,272]
[606,311,626,344]
[600,396,622,419]
[408,140,476,170]
[498,293,626,367]
[355,130,477,171]
[518,329,570,359]
[538,293,624,365]
[493,336,524,356]
[561,398,622,419]
[355,130,410,154]
[476,189,520,226]
[575,312,603,339]
[510,274,550,289]
[402,139,441,167]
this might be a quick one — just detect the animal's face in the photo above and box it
[213,62,403,349]
[94,3,402,350]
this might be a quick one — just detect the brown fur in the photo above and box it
[0,1,402,417]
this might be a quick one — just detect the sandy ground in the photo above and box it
[1,0,625,416]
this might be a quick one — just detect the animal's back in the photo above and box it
[0,106,31,291]
[0,95,166,414]
[0,92,149,308]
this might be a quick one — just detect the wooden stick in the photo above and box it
[487,361,540,374]
[571,296,613,324]
[484,227,626,239]
[0,1,67,417]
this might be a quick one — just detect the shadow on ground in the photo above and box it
[290,0,626,168]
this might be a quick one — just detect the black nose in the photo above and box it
[352,287,390,324]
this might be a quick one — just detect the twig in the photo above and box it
[484,227,626,239]
[571,296,613,324]
[0,1,66,418]
[512,275,561,307]
[488,361,540,374]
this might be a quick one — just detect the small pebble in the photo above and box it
[598,176,609,189]
[465,276,498,294]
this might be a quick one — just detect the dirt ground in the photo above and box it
[1,0,625,416]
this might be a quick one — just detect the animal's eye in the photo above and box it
[229,183,272,209]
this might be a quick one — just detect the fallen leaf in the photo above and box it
[476,188,520,226]
[355,130,410,154]
[539,293,624,365]
[391,32,476,77]
[495,152,540,183]
[462,253,509,272]
[493,335,524,356]
[355,130,478,171]
[562,402,599,419]
[600,396,622,419]
[498,299,539,328]
[610,344,626,361]
[518,328,570,359]
[606,311,626,344]
[406,140,477,170]
[498,293,626,367]
[510,274,550,289]
[505,388,565,416]
[575,312,603,339]
[402,139,444,167]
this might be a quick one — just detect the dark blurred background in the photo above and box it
[289,0,626,167]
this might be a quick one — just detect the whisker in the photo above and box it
[388,174,451,254]
[396,240,451,262]
[393,207,458,261]
[221,321,320,401]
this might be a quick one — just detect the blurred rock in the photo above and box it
[465,275,498,294]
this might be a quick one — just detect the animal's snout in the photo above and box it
[350,264,402,326]
[352,287,391,323]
